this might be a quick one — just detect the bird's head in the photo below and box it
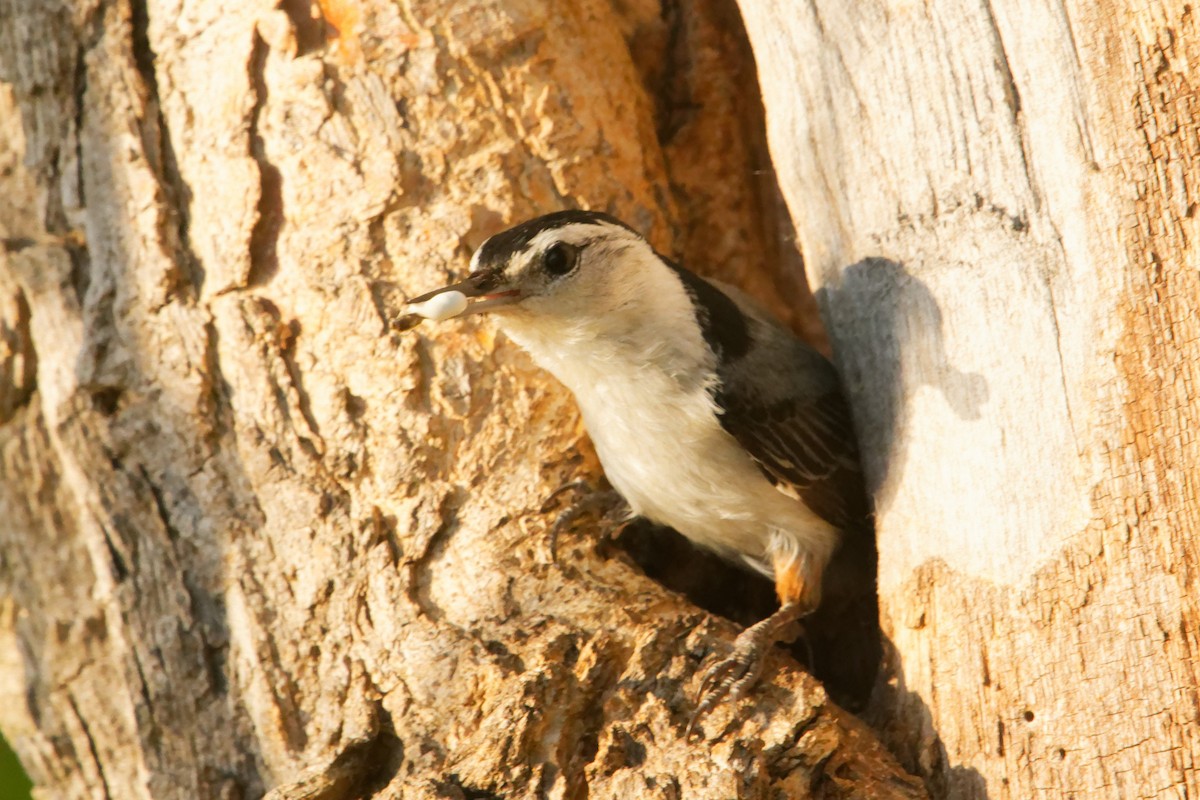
[407,210,658,328]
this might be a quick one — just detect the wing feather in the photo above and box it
[717,386,869,531]
[666,264,870,531]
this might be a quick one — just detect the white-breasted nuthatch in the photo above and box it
[406,210,869,727]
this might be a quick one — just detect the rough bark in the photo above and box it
[738,1,1200,797]
[0,1,921,798]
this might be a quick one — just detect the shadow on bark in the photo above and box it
[816,258,989,511]
[870,637,991,800]
[817,259,991,799]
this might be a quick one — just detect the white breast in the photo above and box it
[500,310,837,575]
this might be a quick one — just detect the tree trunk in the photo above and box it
[738,0,1200,797]
[0,0,923,798]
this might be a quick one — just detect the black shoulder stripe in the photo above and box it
[662,258,751,361]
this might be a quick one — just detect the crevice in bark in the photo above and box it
[254,298,326,459]
[0,287,37,424]
[277,319,324,446]
[980,0,1042,216]
[478,632,526,674]
[279,0,331,57]
[67,237,92,310]
[358,704,405,792]
[981,1,1023,119]
[200,319,238,449]
[67,34,90,243]
[265,700,403,800]
[139,464,181,542]
[130,649,159,728]
[66,694,113,800]
[201,631,230,696]
[759,712,827,789]
[129,0,205,297]
[556,636,628,799]
[363,505,402,567]
[1043,273,1082,449]
[438,774,504,800]
[239,568,310,754]
[653,0,692,145]
[407,489,466,622]
[89,386,122,416]
[248,31,284,288]
[99,524,130,582]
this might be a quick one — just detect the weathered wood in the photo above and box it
[738,0,1200,796]
[0,0,923,797]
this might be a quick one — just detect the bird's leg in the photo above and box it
[539,480,628,560]
[688,551,823,737]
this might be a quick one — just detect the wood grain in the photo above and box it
[739,0,1200,796]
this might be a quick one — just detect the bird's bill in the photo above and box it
[408,272,522,316]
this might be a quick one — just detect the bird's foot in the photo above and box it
[539,480,628,561]
[687,602,807,739]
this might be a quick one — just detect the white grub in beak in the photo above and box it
[393,278,521,333]
[391,288,468,333]
[408,290,469,321]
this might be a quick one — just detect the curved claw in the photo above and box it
[539,481,627,561]
[686,602,809,739]
[686,635,771,738]
[539,479,593,515]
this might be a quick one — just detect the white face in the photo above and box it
[405,211,715,394]
[475,222,640,320]
[405,212,664,329]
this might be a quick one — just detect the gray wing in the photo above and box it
[659,261,869,530]
[710,279,868,530]
[715,374,869,531]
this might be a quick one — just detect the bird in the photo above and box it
[405,209,871,729]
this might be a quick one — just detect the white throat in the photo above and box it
[500,255,714,400]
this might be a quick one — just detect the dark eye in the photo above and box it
[542,243,578,277]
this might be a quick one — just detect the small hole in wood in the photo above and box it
[91,386,123,415]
